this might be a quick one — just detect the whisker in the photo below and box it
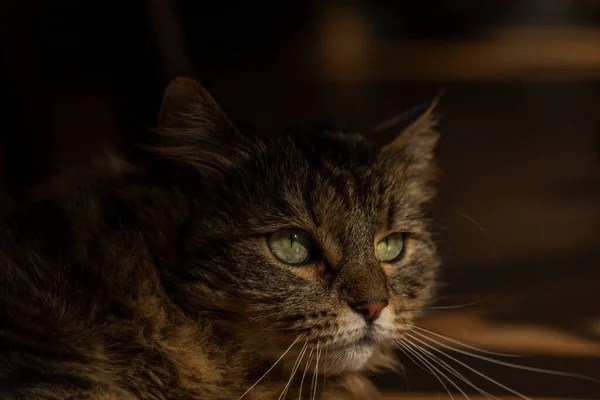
[279,342,308,400]
[311,343,321,400]
[406,332,533,400]
[410,327,600,384]
[410,324,524,357]
[403,338,499,400]
[238,336,301,399]
[396,353,410,391]
[421,300,486,311]
[397,341,460,400]
[444,208,501,261]
[298,347,315,400]
[396,344,437,389]
[322,343,328,390]
[448,208,485,232]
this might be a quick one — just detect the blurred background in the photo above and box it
[1,1,599,398]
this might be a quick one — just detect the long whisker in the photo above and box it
[415,301,486,312]
[298,347,315,400]
[411,327,600,384]
[311,343,321,400]
[406,332,533,400]
[238,336,301,399]
[396,344,440,392]
[448,208,485,232]
[395,347,413,391]
[403,338,500,400]
[322,343,328,391]
[279,342,309,400]
[397,341,460,400]
[410,324,524,357]
[396,353,410,390]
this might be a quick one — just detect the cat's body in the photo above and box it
[0,77,441,399]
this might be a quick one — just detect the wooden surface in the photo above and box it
[374,267,600,399]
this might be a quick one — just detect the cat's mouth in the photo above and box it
[306,330,376,350]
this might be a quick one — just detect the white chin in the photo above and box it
[329,343,376,372]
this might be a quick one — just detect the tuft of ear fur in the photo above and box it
[151,77,253,179]
[375,95,442,203]
[376,94,441,161]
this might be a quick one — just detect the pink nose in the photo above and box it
[351,299,389,322]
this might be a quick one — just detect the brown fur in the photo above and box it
[0,77,441,399]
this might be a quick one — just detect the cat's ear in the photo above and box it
[157,76,236,131]
[152,77,250,178]
[375,95,442,202]
[375,94,441,166]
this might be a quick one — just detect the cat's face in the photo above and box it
[155,78,440,373]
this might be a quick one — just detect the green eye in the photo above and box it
[376,233,405,262]
[268,229,312,265]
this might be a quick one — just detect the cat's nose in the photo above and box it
[350,299,389,322]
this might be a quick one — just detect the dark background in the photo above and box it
[1,1,599,398]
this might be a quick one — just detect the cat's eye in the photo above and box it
[268,229,312,265]
[376,233,405,262]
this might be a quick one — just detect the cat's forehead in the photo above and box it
[217,129,428,238]
[294,131,378,165]
[274,132,380,195]
[259,133,407,229]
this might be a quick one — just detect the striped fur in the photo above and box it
[0,77,441,399]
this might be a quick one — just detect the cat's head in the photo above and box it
[153,77,441,373]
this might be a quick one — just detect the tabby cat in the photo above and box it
[0,77,441,399]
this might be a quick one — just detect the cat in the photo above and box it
[0,77,441,399]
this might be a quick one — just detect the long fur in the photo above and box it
[0,77,441,399]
